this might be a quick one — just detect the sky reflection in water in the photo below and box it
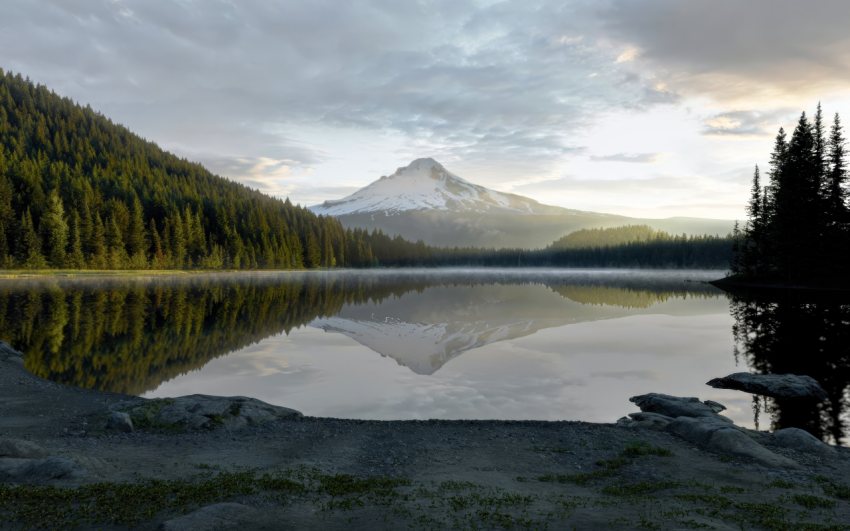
[6,269,844,440]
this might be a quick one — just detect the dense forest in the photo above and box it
[732,104,848,284]
[550,225,658,249]
[0,69,733,271]
[0,69,429,270]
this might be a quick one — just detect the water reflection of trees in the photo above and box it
[0,273,722,396]
[728,289,850,445]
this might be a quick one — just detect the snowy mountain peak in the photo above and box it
[309,158,571,217]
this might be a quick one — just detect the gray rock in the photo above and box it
[616,412,674,430]
[0,437,49,459]
[664,417,801,470]
[706,373,827,400]
[764,428,837,458]
[703,400,727,413]
[119,395,302,431]
[107,412,134,433]
[630,393,731,421]
[158,503,258,531]
[0,456,86,483]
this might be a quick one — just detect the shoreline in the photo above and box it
[2,349,850,529]
[710,277,850,293]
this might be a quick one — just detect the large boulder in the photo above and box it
[630,393,732,421]
[158,503,258,531]
[763,428,837,458]
[112,395,302,432]
[0,456,86,483]
[664,417,801,470]
[0,341,24,364]
[617,412,674,430]
[0,438,49,459]
[706,373,827,400]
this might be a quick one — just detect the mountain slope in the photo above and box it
[311,158,734,249]
[310,158,605,217]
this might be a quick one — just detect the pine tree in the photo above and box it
[16,209,46,269]
[89,212,107,269]
[172,211,186,269]
[150,219,164,269]
[305,228,321,268]
[106,215,126,269]
[41,189,69,267]
[826,113,847,220]
[742,165,762,275]
[0,221,8,267]
[66,210,86,269]
[127,196,147,257]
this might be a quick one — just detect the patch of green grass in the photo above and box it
[767,478,800,489]
[716,455,731,463]
[622,440,673,458]
[793,494,838,510]
[117,399,182,432]
[815,477,850,500]
[719,486,746,495]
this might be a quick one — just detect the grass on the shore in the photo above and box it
[2,440,849,531]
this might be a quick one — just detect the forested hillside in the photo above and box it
[550,225,658,249]
[0,69,422,270]
[733,104,849,284]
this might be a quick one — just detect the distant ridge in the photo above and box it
[310,158,735,249]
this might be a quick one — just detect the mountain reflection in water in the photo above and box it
[725,288,850,445]
[1,270,845,440]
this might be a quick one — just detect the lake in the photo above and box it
[1,269,847,444]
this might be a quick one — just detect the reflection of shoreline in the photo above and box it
[721,286,850,445]
[0,271,725,396]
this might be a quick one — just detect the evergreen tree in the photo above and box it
[106,215,126,269]
[0,221,8,267]
[150,219,164,269]
[16,209,46,269]
[826,113,847,220]
[306,228,321,268]
[41,190,69,267]
[127,196,147,257]
[172,211,186,269]
[66,210,86,269]
[90,212,108,269]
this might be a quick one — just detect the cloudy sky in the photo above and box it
[3,0,849,219]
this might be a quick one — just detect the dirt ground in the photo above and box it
[2,353,850,530]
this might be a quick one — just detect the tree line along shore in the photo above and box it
[0,70,734,272]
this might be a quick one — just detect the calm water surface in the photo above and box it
[1,269,847,443]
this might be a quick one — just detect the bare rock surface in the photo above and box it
[617,412,673,430]
[157,503,259,531]
[706,373,828,400]
[664,417,801,470]
[110,395,303,431]
[0,455,86,483]
[0,340,23,359]
[0,437,49,458]
[764,428,838,457]
[630,393,732,421]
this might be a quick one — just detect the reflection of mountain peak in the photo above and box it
[314,317,555,375]
[311,281,727,375]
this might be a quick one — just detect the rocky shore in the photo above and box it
[2,344,849,530]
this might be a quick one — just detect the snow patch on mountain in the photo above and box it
[309,158,587,217]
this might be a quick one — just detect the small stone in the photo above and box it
[107,412,134,433]
[706,373,827,400]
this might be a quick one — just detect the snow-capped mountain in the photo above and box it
[309,158,597,217]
